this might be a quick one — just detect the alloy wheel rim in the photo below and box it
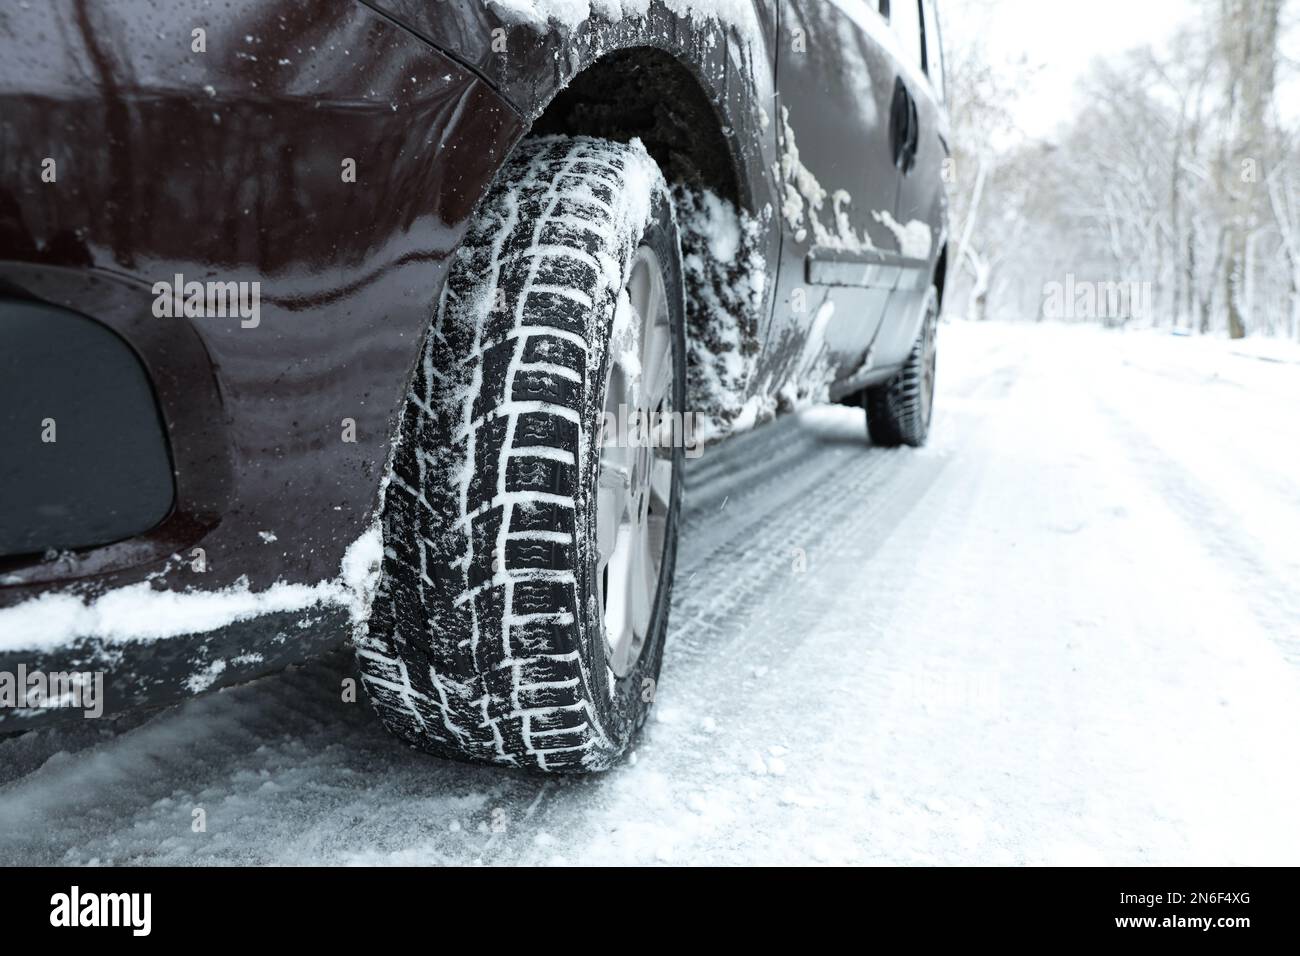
[921,298,938,429]
[596,246,674,678]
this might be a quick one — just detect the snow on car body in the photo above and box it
[0,0,950,769]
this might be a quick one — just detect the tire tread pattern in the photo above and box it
[356,138,667,772]
[866,291,937,449]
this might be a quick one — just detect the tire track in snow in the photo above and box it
[0,331,1015,865]
[1093,395,1300,663]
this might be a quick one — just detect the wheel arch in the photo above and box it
[529,46,746,209]
[364,1,777,217]
[366,1,782,452]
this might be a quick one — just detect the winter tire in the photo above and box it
[865,285,939,448]
[356,136,686,772]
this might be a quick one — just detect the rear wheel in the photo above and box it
[865,285,939,448]
[356,137,686,772]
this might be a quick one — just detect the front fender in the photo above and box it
[0,0,525,720]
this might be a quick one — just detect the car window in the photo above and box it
[921,0,945,99]
[883,0,924,72]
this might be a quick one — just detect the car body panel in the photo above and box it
[765,0,906,387]
[0,0,948,727]
[873,0,951,369]
[0,0,525,721]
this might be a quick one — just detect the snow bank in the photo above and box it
[1226,336,1300,366]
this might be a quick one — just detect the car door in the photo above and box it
[873,0,950,368]
[762,0,907,394]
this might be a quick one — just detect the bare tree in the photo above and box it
[1218,0,1285,338]
[942,0,1297,338]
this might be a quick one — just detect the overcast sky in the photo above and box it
[941,0,1298,140]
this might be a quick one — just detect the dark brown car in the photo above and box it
[0,0,949,771]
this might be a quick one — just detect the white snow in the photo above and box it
[873,209,933,260]
[674,185,769,443]
[610,288,642,381]
[184,660,227,694]
[0,523,383,652]
[776,107,880,254]
[483,0,759,37]
[675,180,838,435]
[3,324,1299,865]
[775,110,933,261]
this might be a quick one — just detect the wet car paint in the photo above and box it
[0,0,524,716]
[0,0,523,588]
[0,0,948,724]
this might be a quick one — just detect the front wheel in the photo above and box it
[865,285,939,448]
[357,137,686,772]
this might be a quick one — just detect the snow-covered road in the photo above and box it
[3,321,1299,865]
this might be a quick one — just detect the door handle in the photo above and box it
[890,77,912,171]
[890,77,921,175]
[904,92,920,173]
